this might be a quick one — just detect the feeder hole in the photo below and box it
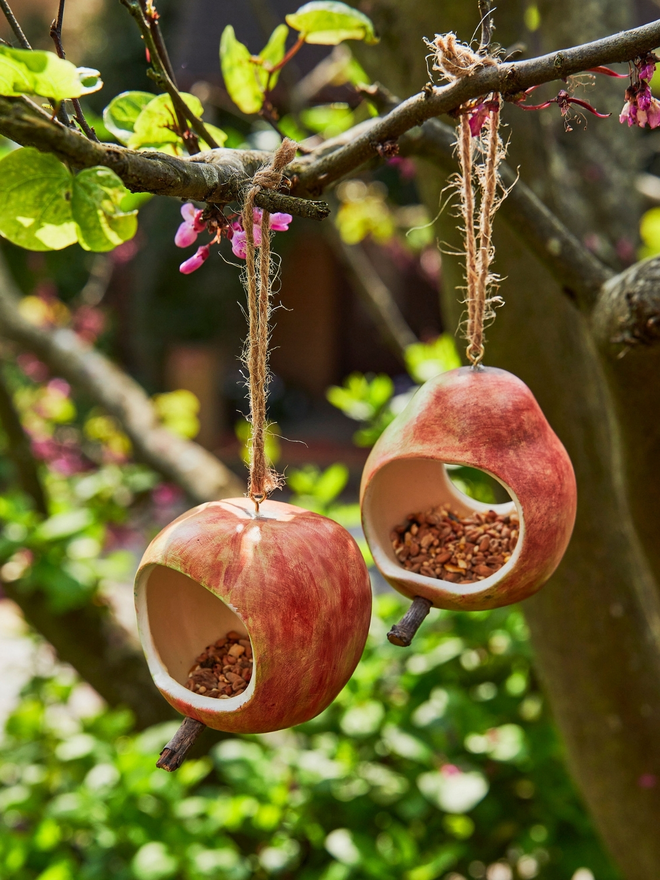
[143,565,252,689]
[446,464,512,505]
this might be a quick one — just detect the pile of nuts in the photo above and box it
[185,631,253,699]
[391,504,519,584]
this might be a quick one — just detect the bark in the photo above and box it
[359,0,660,876]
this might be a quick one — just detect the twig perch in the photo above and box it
[388,596,433,646]
[156,717,206,771]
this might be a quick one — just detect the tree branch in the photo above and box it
[0,0,29,48]
[0,96,330,219]
[324,223,418,362]
[0,256,243,503]
[0,366,47,515]
[400,116,613,309]
[291,19,660,195]
[0,356,173,728]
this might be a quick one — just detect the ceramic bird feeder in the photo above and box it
[135,497,372,740]
[360,366,576,635]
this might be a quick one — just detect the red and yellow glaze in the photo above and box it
[360,367,577,611]
[135,498,372,733]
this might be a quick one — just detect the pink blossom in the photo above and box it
[638,54,657,83]
[231,226,262,260]
[441,764,461,777]
[175,203,206,248]
[619,83,660,128]
[179,245,210,274]
[468,103,489,136]
[269,212,293,232]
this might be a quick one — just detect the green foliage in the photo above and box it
[0,46,102,101]
[286,1,379,45]
[335,181,396,245]
[71,168,138,252]
[258,24,289,90]
[327,373,395,447]
[0,149,77,251]
[639,206,660,259]
[301,103,356,137]
[128,93,226,154]
[102,91,154,144]
[152,390,200,440]
[0,148,138,252]
[404,335,462,384]
[0,599,618,879]
[220,26,266,115]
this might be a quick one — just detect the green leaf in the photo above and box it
[102,90,154,144]
[128,92,225,153]
[404,334,461,383]
[258,24,289,90]
[0,147,76,251]
[286,1,378,45]
[220,25,264,115]
[199,122,228,150]
[34,509,94,542]
[0,46,102,100]
[71,168,138,252]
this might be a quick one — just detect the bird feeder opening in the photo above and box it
[136,564,255,711]
[363,456,524,597]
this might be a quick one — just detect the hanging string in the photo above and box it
[242,137,297,511]
[459,95,503,366]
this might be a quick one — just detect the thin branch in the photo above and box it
[478,0,495,53]
[0,255,243,502]
[49,0,99,141]
[325,223,418,363]
[138,0,178,85]
[0,365,47,515]
[291,18,660,195]
[156,716,206,771]
[388,596,433,646]
[120,0,221,153]
[0,0,30,48]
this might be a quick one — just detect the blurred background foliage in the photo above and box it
[1,598,618,880]
[0,0,641,878]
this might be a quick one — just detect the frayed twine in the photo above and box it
[452,96,508,366]
[427,32,498,82]
[242,138,297,509]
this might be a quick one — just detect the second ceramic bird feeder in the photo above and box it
[361,366,577,618]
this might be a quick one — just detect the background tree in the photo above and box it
[1,0,660,877]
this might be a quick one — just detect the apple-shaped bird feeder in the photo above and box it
[136,498,372,764]
[136,140,372,770]
[360,367,576,643]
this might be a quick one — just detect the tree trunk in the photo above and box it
[360,0,660,875]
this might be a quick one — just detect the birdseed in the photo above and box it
[185,630,253,699]
[391,503,519,584]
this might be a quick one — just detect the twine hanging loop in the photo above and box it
[243,138,297,511]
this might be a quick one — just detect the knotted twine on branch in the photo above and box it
[243,137,297,509]
[431,34,506,366]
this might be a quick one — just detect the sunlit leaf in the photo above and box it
[0,147,76,251]
[404,334,461,383]
[0,46,102,100]
[220,25,264,115]
[286,1,378,45]
[71,167,138,252]
[258,24,289,90]
[129,92,199,150]
[102,90,154,144]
